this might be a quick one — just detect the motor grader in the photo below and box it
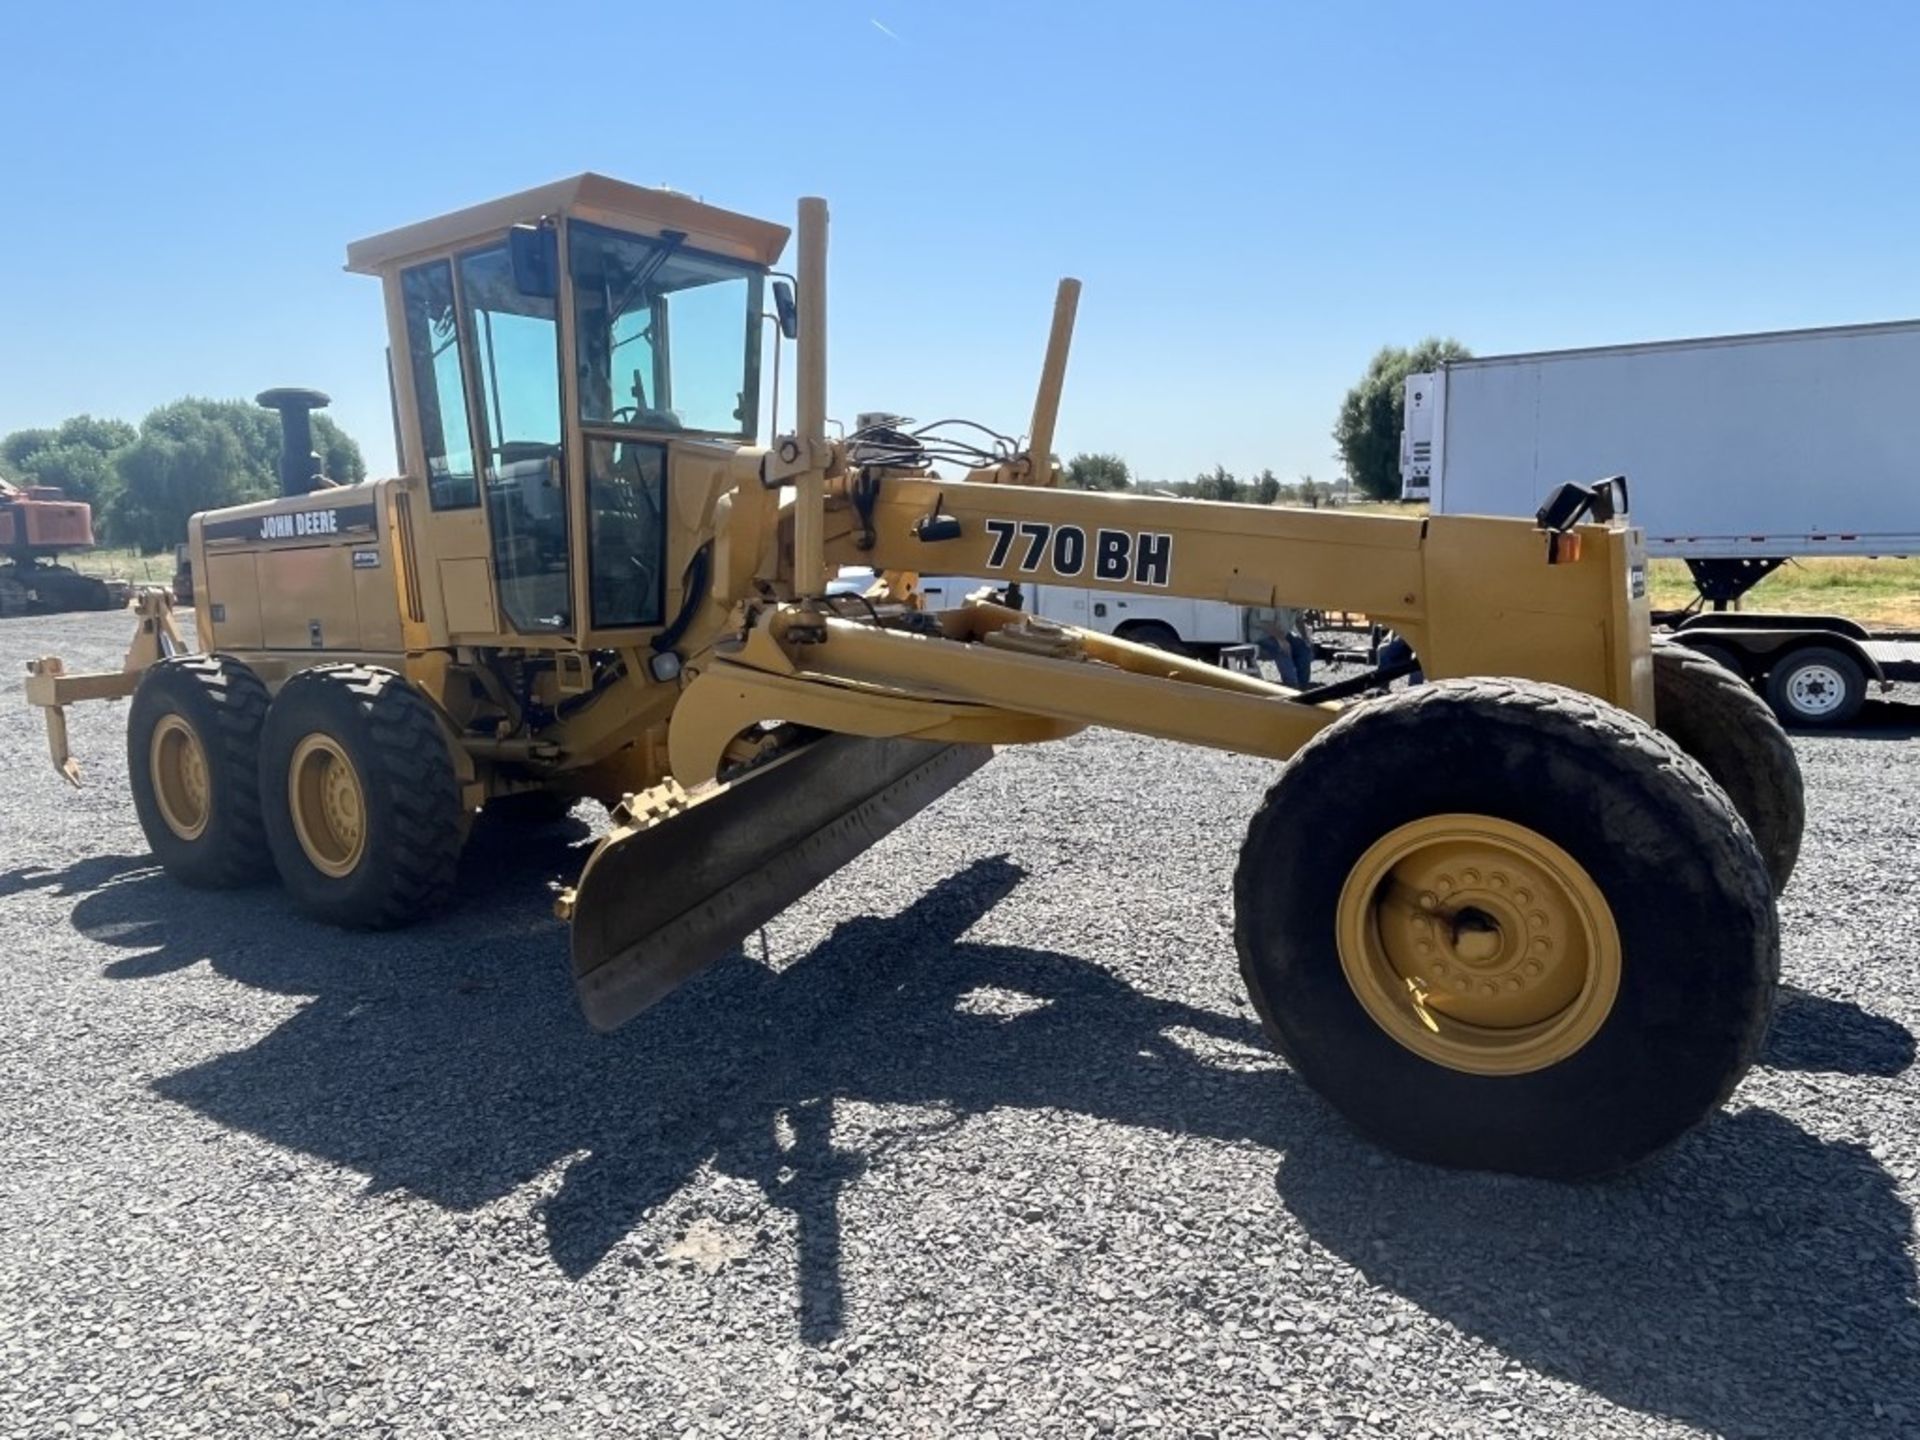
[26,173,1804,1181]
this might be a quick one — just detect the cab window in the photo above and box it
[459,244,569,632]
[567,222,761,632]
[585,438,665,628]
[400,261,478,510]
[569,221,761,438]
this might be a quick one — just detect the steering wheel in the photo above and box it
[609,403,685,432]
[596,440,664,616]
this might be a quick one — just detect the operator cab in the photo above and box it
[347,174,789,645]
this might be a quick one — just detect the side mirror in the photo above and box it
[772,279,798,340]
[510,223,558,299]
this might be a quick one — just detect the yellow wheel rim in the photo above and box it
[1335,814,1621,1076]
[288,734,367,879]
[149,714,211,842]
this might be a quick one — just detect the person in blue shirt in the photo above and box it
[1248,605,1314,688]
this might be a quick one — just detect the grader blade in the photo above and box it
[570,736,991,1032]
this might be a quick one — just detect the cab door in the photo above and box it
[565,220,764,648]
[396,257,500,639]
[456,244,573,635]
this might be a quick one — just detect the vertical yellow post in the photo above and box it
[793,196,829,596]
[1025,278,1081,483]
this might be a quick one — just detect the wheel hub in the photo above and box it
[149,714,211,842]
[1785,663,1845,717]
[1336,815,1621,1075]
[288,733,367,878]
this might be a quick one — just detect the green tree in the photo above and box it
[108,398,367,551]
[1251,468,1281,506]
[6,399,365,549]
[1334,337,1471,501]
[193,399,366,489]
[1190,464,1242,503]
[0,415,137,520]
[111,403,265,551]
[1065,452,1131,491]
[2,428,56,480]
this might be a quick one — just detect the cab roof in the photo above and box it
[344,173,791,275]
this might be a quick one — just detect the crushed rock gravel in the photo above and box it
[1,609,1917,1439]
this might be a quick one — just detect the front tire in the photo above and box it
[127,656,275,888]
[259,665,463,928]
[1234,678,1777,1179]
[1653,640,1804,893]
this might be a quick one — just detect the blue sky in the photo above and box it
[2,0,1915,484]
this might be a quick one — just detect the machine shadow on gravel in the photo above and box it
[1277,1112,1920,1438]
[55,817,600,990]
[1816,694,1920,737]
[1767,985,1916,1075]
[53,848,1920,1429]
[0,853,157,902]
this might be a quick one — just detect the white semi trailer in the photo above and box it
[1400,319,1920,725]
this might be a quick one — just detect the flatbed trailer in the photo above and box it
[1664,613,1920,725]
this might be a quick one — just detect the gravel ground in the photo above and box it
[2,609,1917,1440]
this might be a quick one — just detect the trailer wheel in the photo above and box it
[1653,641,1803,893]
[1234,678,1776,1179]
[127,656,275,888]
[1116,621,1187,656]
[259,665,463,928]
[1766,645,1866,728]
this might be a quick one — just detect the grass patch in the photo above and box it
[1649,555,1920,628]
[1339,499,1428,519]
[62,546,175,583]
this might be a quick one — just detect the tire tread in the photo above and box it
[128,654,273,888]
[263,664,462,928]
[1232,676,1778,1176]
[1654,639,1804,891]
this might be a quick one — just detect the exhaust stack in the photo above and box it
[256,387,332,497]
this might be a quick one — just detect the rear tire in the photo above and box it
[1653,640,1804,893]
[1766,645,1866,728]
[127,656,274,888]
[259,665,463,928]
[1234,678,1777,1179]
[1677,640,1743,677]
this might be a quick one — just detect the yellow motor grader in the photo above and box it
[26,174,1803,1180]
